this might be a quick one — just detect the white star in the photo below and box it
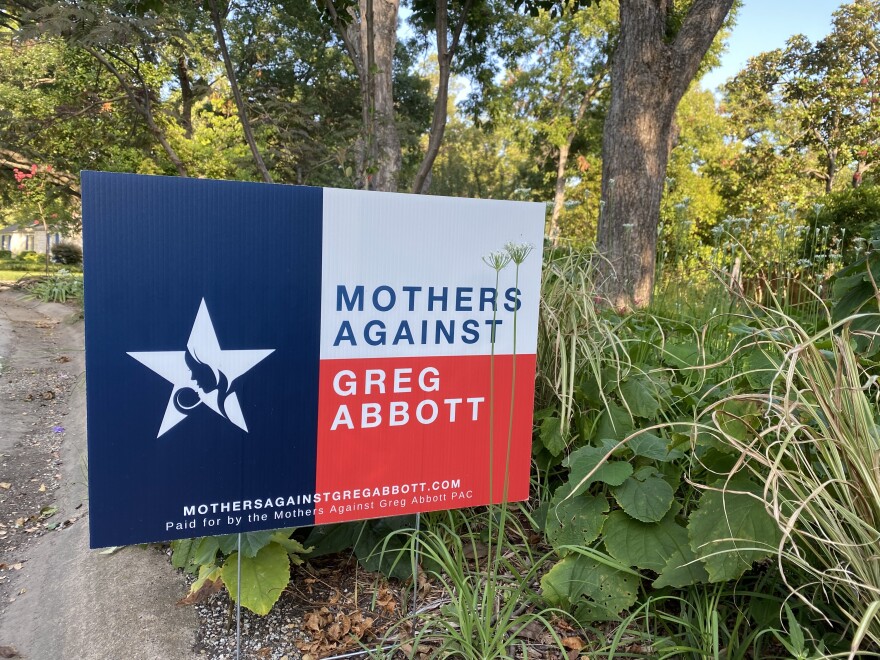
[128,299,274,437]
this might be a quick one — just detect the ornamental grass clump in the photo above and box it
[712,300,880,655]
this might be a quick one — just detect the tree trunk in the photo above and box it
[548,79,603,244]
[548,140,571,244]
[596,0,734,310]
[411,0,474,194]
[325,0,401,191]
[359,0,401,191]
[208,0,273,183]
[176,55,194,140]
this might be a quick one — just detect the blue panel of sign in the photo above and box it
[83,172,323,547]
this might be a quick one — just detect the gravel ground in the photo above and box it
[188,554,411,660]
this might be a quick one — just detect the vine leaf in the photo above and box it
[603,507,689,572]
[564,443,632,496]
[541,553,638,623]
[687,476,780,582]
[653,544,709,589]
[221,542,290,615]
[545,486,609,556]
[611,468,675,523]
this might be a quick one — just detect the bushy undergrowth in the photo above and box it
[164,235,880,658]
[25,268,83,303]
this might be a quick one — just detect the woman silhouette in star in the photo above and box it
[174,347,231,418]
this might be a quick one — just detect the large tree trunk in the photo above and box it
[325,0,401,191]
[597,0,734,310]
[359,0,400,191]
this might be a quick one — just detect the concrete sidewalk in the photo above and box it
[0,290,199,659]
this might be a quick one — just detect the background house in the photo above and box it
[0,220,80,256]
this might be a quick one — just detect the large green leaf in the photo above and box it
[603,508,689,572]
[653,544,710,589]
[628,431,684,462]
[539,414,566,456]
[595,401,634,442]
[221,542,290,615]
[541,553,639,623]
[662,342,701,369]
[611,468,675,523]
[216,530,276,558]
[193,536,221,566]
[170,538,198,571]
[545,488,609,555]
[271,530,311,565]
[688,477,781,582]
[742,348,781,390]
[619,375,661,418]
[564,444,633,496]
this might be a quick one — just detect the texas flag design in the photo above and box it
[83,172,543,548]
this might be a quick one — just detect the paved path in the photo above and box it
[0,289,199,660]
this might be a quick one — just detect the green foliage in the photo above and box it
[540,549,639,623]
[50,241,82,265]
[170,529,309,615]
[26,269,83,302]
[686,477,780,582]
[221,543,290,616]
[390,512,569,659]
[714,302,880,652]
[831,230,880,357]
[816,185,880,249]
[304,516,415,580]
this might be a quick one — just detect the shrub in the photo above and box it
[815,184,880,253]
[18,250,40,262]
[51,241,82,265]
[26,269,83,303]
[0,249,11,259]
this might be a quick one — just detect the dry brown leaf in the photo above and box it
[0,645,19,658]
[562,636,585,651]
[0,483,10,490]
[376,586,396,614]
[176,577,223,606]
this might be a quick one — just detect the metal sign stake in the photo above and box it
[236,532,242,660]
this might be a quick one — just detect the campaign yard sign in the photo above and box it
[82,172,543,548]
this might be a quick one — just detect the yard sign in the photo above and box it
[82,172,543,548]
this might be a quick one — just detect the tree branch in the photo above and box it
[0,148,80,197]
[84,45,188,177]
[207,0,272,183]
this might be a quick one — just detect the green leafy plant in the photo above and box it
[831,229,880,357]
[171,529,310,615]
[26,268,83,302]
